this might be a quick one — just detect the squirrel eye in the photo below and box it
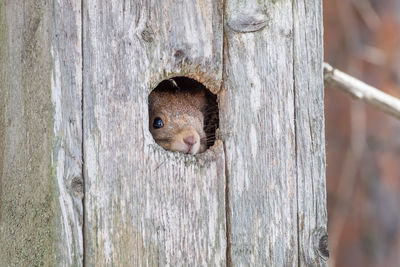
[153,117,164,129]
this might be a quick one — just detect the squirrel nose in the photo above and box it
[183,136,196,146]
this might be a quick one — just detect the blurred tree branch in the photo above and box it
[324,62,400,120]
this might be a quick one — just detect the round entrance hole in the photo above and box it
[148,77,219,155]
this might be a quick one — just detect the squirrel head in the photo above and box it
[148,79,208,155]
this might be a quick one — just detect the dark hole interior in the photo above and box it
[148,76,219,153]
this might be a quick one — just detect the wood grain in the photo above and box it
[0,0,83,266]
[52,0,84,265]
[82,0,226,265]
[293,0,328,265]
[1,0,327,265]
[222,0,327,265]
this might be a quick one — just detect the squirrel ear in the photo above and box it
[168,79,180,89]
[194,90,206,97]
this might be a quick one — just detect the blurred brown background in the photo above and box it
[324,0,400,266]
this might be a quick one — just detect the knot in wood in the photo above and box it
[71,176,84,199]
[141,28,154,43]
[227,11,268,33]
[174,50,185,59]
[313,227,329,260]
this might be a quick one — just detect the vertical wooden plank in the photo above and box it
[83,0,225,265]
[222,0,297,265]
[293,0,328,265]
[52,0,84,265]
[0,0,83,266]
[0,1,55,265]
[222,0,327,265]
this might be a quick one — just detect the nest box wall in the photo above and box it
[0,0,327,266]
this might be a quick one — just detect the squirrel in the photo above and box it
[148,77,218,155]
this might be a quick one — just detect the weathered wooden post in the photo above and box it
[1,0,327,266]
[1,1,84,266]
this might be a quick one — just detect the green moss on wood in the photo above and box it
[0,1,56,266]
[0,0,7,227]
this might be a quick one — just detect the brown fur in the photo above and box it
[148,79,208,154]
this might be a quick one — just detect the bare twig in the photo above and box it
[324,62,400,120]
